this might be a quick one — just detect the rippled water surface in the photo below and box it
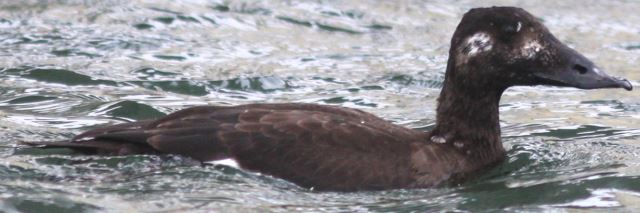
[1,0,639,212]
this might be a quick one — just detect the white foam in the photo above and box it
[554,189,640,208]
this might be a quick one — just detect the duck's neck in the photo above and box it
[431,71,507,163]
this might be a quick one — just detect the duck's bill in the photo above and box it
[534,68,633,91]
[533,47,633,91]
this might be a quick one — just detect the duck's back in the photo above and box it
[25,103,429,191]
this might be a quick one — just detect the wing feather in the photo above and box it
[24,103,427,190]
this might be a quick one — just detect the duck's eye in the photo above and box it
[502,22,522,34]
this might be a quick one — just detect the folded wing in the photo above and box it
[23,103,426,190]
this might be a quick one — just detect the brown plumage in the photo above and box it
[21,7,632,191]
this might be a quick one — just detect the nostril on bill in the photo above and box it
[573,64,588,74]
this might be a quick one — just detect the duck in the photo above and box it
[21,7,633,191]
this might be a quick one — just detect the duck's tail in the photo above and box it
[19,120,157,155]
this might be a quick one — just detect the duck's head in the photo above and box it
[447,7,632,91]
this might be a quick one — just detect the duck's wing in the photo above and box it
[22,103,426,190]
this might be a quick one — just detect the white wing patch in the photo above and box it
[210,158,240,168]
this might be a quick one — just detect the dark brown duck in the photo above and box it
[22,7,633,191]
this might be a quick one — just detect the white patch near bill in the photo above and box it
[464,32,493,56]
[520,40,543,59]
[516,22,522,32]
[211,158,240,169]
[430,135,446,144]
[454,141,464,148]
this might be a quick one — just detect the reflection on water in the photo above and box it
[0,0,639,212]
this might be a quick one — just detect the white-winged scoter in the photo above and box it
[22,7,633,191]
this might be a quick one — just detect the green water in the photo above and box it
[1,0,639,212]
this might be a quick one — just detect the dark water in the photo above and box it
[1,0,639,212]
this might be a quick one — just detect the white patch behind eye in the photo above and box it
[521,40,543,58]
[464,32,493,56]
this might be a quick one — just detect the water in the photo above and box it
[0,0,639,212]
